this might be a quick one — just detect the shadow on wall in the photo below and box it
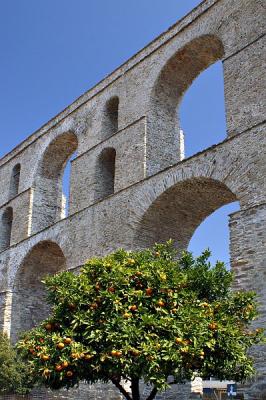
[134,177,237,256]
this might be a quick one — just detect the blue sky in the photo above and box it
[0,0,239,265]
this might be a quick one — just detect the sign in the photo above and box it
[227,384,237,396]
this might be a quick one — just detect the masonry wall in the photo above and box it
[0,0,265,399]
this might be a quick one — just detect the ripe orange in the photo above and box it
[57,342,65,350]
[123,312,131,319]
[55,365,63,372]
[61,361,69,368]
[66,371,73,377]
[129,305,138,312]
[64,337,72,345]
[146,288,153,296]
[175,337,183,344]
[84,354,93,361]
[45,323,53,331]
[108,287,115,293]
[154,251,160,257]
[157,300,165,307]
[208,322,218,331]
[41,354,50,361]
[43,369,50,377]
[111,350,122,358]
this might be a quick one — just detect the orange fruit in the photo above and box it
[66,371,73,377]
[123,312,131,319]
[208,322,218,331]
[57,342,65,350]
[64,338,72,345]
[157,300,165,307]
[45,323,53,331]
[175,337,183,344]
[84,354,93,361]
[43,369,50,377]
[41,354,50,361]
[61,361,69,369]
[129,305,137,312]
[55,365,63,372]
[146,288,153,296]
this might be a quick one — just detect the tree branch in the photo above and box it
[146,387,158,400]
[111,378,132,400]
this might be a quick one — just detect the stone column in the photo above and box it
[230,204,266,399]
[0,290,12,336]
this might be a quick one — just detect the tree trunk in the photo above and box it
[131,378,140,400]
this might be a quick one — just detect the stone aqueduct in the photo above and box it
[0,0,265,398]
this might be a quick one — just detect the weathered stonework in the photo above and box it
[0,0,265,398]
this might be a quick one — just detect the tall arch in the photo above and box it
[9,163,21,199]
[10,241,66,342]
[94,147,116,202]
[148,35,224,175]
[32,132,78,233]
[0,207,13,252]
[134,177,237,251]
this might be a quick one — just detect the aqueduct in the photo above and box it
[0,0,265,398]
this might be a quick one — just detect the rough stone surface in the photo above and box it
[0,0,265,399]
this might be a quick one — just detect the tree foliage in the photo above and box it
[0,332,33,395]
[17,242,264,400]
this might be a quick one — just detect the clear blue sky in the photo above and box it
[0,0,239,265]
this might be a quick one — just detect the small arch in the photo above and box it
[9,163,21,199]
[102,96,119,139]
[32,132,78,233]
[94,147,116,201]
[10,240,66,342]
[0,207,13,252]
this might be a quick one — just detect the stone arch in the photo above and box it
[94,147,116,202]
[32,132,78,233]
[134,177,237,252]
[9,163,21,199]
[102,96,119,140]
[147,35,224,174]
[0,207,13,252]
[10,240,66,342]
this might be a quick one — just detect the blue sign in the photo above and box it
[227,384,237,396]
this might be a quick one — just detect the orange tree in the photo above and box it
[17,241,263,400]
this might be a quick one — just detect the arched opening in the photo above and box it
[9,163,21,199]
[32,132,78,233]
[149,35,224,172]
[0,207,13,252]
[94,147,116,202]
[134,178,237,254]
[180,61,226,158]
[102,96,119,139]
[188,202,240,267]
[10,241,66,342]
